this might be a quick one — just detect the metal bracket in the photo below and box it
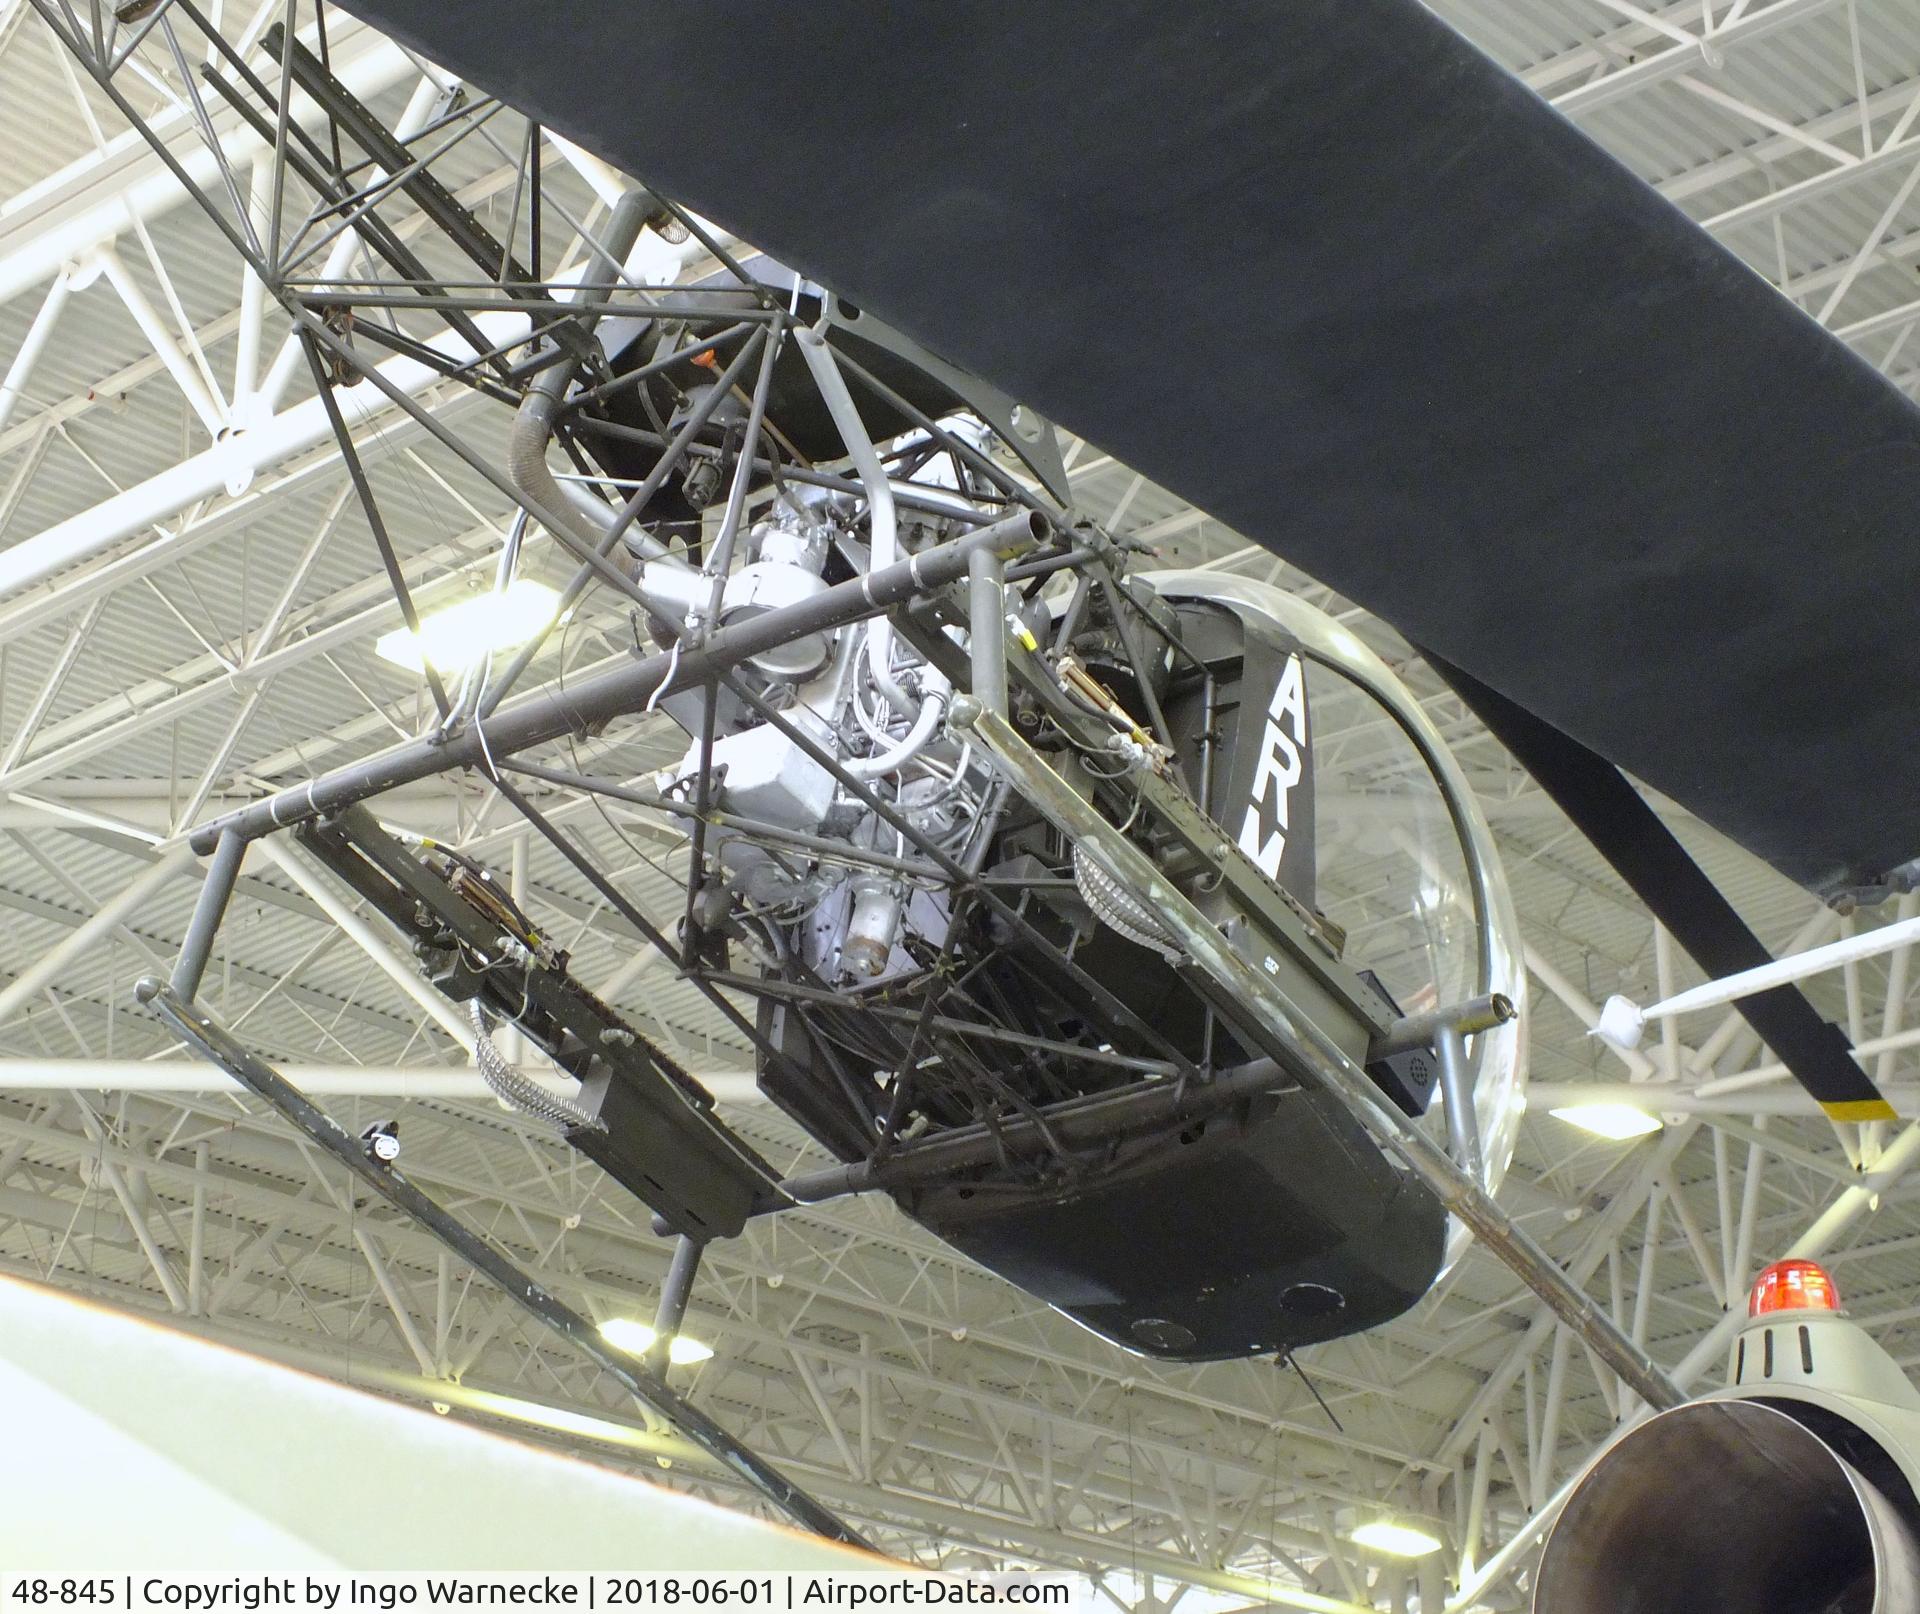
[297,804,776,1240]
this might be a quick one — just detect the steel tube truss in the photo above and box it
[187,509,1048,851]
[0,826,1912,1605]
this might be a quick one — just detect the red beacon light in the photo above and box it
[1748,1258,1841,1319]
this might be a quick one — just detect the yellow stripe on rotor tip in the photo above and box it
[1821,1098,1898,1123]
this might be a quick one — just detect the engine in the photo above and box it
[1535,1260,1920,1614]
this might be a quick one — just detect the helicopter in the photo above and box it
[33,0,1920,1545]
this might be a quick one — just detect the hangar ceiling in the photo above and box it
[0,0,1917,1607]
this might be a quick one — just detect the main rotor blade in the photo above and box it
[334,0,1920,898]
[1434,655,1893,1123]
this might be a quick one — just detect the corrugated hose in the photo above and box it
[469,1000,604,1132]
[1072,843,1185,962]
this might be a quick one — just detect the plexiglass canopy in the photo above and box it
[1146,572,1527,1268]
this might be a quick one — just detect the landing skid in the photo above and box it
[135,975,870,1548]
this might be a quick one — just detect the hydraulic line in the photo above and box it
[795,326,917,721]
[847,690,947,779]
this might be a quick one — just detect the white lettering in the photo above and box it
[1236,655,1308,881]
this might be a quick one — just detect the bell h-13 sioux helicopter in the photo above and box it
[31,0,1920,1549]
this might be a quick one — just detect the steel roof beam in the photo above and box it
[0,308,528,603]
[0,1057,676,1099]
[0,1098,1378,1568]
[0,19,416,307]
[1547,0,1846,116]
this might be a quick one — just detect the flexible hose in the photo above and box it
[506,189,684,568]
[469,1000,604,1132]
[847,691,947,779]
[795,327,919,720]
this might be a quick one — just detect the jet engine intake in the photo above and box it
[1535,1398,1920,1614]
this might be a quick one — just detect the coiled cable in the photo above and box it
[469,1000,604,1132]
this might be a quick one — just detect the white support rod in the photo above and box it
[353,1226,441,1377]
[65,1096,191,1310]
[1532,1325,1572,1512]
[0,1058,687,1099]
[0,33,416,309]
[1654,923,1682,1083]
[95,1148,190,1311]
[1688,908,1839,1080]
[0,503,523,794]
[0,387,486,649]
[1524,944,1657,1078]
[254,838,481,1056]
[254,72,446,416]
[1629,1190,1662,1350]
[1459,1425,1493,1588]
[0,1057,755,1104]
[0,791,475,840]
[188,1138,208,1315]
[0,309,529,603]
[1432,1124,1697,1467]
[0,269,71,435]
[547,133,630,208]
[1660,1172,1728,1309]
[1697,1019,1920,1096]
[93,248,226,435]
[0,596,104,772]
[1874,893,1920,1093]
[1601,912,1920,1046]
[1547,0,1845,115]
[0,846,193,1024]
[1731,1123,1769,1297]
[1531,1081,1920,1117]
[231,155,272,422]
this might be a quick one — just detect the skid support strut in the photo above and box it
[134,976,870,1549]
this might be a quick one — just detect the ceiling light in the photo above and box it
[1350,1521,1442,1558]
[666,1334,715,1365]
[375,580,559,675]
[1549,1101,1663,1141]
[598,1317,715,1365]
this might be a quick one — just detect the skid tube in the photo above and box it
[135,977,872,1550]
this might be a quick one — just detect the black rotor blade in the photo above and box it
[1431,655,1892,1124]
[329,0,1920,900]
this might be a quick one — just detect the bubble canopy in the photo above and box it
[1143,572,1528,1266]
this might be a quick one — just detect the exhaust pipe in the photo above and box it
[1535,1399,1920,1613]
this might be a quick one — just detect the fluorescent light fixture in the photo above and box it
[1550,1101,1663,1141]
[375,580,559,675]
[1349,1521,1443,1559]
[598,1317,715,1365]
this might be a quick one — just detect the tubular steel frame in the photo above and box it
[19,0,1720,1588]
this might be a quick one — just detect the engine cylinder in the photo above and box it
[1535,1399,1920,1614]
